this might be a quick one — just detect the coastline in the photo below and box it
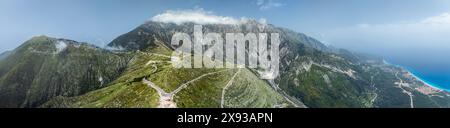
[383,59,449,93]
[407,70,450,92]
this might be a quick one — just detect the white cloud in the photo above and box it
[256,0,284,10]
[420,13,450,25]
[151,8,268,25]
[55,40,67,53]
[152,9,240,25]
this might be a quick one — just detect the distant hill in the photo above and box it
[0,51,11,60]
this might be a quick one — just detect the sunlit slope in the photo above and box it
[43,45,291,108]
[102,21,450,108]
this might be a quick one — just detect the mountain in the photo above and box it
[0,36,131,107]
[2,21,450,108]
[42,40,295,108]
[0,51,11,60]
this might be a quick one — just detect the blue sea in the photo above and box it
[407,68,450,92]
[385,55,450,92]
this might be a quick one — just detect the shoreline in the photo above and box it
[383,59,449,93]
[407,70,450,92]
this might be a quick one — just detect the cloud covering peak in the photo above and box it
[151,9,265,25]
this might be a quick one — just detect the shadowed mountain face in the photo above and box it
[2,21,450,108]
[0,51,11,60]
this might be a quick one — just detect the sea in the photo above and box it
[384,55,450,92]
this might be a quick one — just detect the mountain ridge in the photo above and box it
[0,36,132,107]
[0,51,11,60]
[1,21,450,108]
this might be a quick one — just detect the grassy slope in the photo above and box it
[223,69,290,108]
[43,43,290,108]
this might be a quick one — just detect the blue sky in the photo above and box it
[1,0,450,53]
[1,0,450,88]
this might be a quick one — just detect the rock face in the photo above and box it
[108,21,329,52]
[2,21,450,108]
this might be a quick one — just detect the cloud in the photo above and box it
[151,9,240,25]
[256,0,284,10]
[421,13,450,25]
[151,8,267,25]
[322,12,450,53]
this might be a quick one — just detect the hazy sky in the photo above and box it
[1,0,450,56]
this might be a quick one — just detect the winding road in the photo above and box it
[220,69,241,108]
[395,72,414,108]
[143,67,232,108]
